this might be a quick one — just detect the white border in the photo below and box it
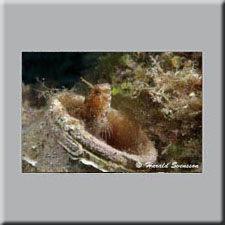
[2,0,223,222]
[4,0,224,5]
[0,1,4,223]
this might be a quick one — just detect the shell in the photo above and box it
[47,92,158,172]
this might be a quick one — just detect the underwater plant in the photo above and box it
[82,52,202,172]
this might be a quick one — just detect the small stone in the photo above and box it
[32,145,37,150]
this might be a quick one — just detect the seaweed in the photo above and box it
[82,52,202,172]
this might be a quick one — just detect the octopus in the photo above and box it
[47,77,158,172]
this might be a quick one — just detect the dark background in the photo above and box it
[22,52,105,88]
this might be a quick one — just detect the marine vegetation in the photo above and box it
[22,52,202,173]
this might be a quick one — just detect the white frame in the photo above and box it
[0,0,223,223]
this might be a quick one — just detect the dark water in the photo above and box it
[22,52,105,88]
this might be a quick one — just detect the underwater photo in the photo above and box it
[22,52,202,173]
